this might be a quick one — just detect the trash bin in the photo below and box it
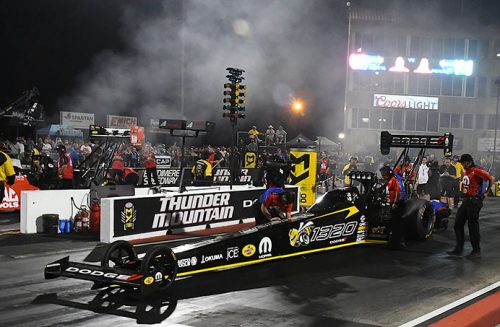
[42,214,59,234]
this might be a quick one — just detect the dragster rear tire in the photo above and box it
[101,240,138,268]
[403,199,435,240]
[141,245,177,289]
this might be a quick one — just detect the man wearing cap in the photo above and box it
[265,125,275,146]
[448,154,494,259]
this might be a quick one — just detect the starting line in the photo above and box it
[399,281,500,327]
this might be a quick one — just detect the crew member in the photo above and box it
[416,156,430,200]
[192,149,213,186]
[143,146,159,186]
[318,151,331,191]
[57,145,73,189]
[452,155,465,205]
[111,167,139,186]
[258,187,293,224]
[0,150,16,203]
[380,165,406,249]
[342,156,358,186]
[394,156,415,191]
[448,154,494,258]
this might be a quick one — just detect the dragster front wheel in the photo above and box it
[140,245,178,289]
[101,240,138,269]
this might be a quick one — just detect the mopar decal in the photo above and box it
[258,237,272,258]
[121,202,136,230]
[65,267,131,280]
[154,272,163,282]
[152,194,234,229]
[242,244,256,257]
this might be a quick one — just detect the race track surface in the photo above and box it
[1,198,499,326]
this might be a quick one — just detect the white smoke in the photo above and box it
[57,0,347,139]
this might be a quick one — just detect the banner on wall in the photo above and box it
[107,115,138,129]
[112,186,300,237]
[141,168,260,186]
[0,177,39,211]
[59,111,95,129]
[373,94,439,110]
[289,149,317,207]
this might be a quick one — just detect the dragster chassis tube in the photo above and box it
[45,204,389,294]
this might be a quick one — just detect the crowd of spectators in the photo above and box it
[0,129,497,195]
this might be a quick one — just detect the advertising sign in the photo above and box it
[373,94,438,110]
[60,111,95,129]
[0,177,39,211]
[244,152,257,168]
[112,186,300,237]
[349,53,473,76]
[289,149,317,207]
[130,126,144,146]
[141,167,259,187]
[107,115,138,129]
[150,118,170,134]
[477,138,500,152]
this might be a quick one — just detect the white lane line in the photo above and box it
[399,280,500,327]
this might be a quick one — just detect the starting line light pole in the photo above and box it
[158,119,215,193]
[222,67,247,189]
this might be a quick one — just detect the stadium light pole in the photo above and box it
[492,76,500,176]
[342,1,352,150]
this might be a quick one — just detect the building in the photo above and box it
[343,1,500,163]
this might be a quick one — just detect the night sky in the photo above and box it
[1,0,499,143]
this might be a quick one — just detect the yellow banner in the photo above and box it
[244,152,257,168]
[290,150,317,206]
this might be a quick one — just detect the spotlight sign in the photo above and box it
[349,53,473,76]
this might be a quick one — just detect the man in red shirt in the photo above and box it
[57,145,73,189]
[258,187,293,224]
[318,151,331,191]
[380,165,405,249]
[448,154,494,258]
[394,156,415,192]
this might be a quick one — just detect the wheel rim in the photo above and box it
[108,248,129,267]
[143,250,176,287]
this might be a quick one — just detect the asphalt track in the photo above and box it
[0,199,499,326]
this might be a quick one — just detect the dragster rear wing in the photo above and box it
[44,257,163,295]
[380,131,453,157]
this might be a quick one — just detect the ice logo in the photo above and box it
[289,221,314,247]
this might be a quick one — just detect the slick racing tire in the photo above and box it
[403,199,435,240]
[101,240,138,269]
[140,245,178,289]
